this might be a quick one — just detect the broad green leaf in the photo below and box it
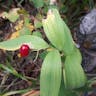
[59,77,77,96]
[0,35,49,51]
[2,8,19,22]
[30,0,44,8]
[63,47,86,89]
[40,50,62,96]
[62,20,74,55]
[42,9,65,51]
[39,50,48,60]
[42,8,74,54]
[32,31,42,38]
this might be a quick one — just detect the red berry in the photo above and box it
[20,44,30,57]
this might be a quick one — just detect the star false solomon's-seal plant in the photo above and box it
[0,8,86,96]
[40,8,86,96]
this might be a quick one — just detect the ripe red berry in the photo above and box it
[20,44,30,57]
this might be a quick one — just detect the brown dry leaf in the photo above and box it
[15,20,24,31]
[22,90,40,96]
[14,20,34,36]
[27,24,34,31]
[8,20,23,39]
[9,31,19,39]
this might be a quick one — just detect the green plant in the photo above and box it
[40,8,86,96]
[0,8,87,96]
